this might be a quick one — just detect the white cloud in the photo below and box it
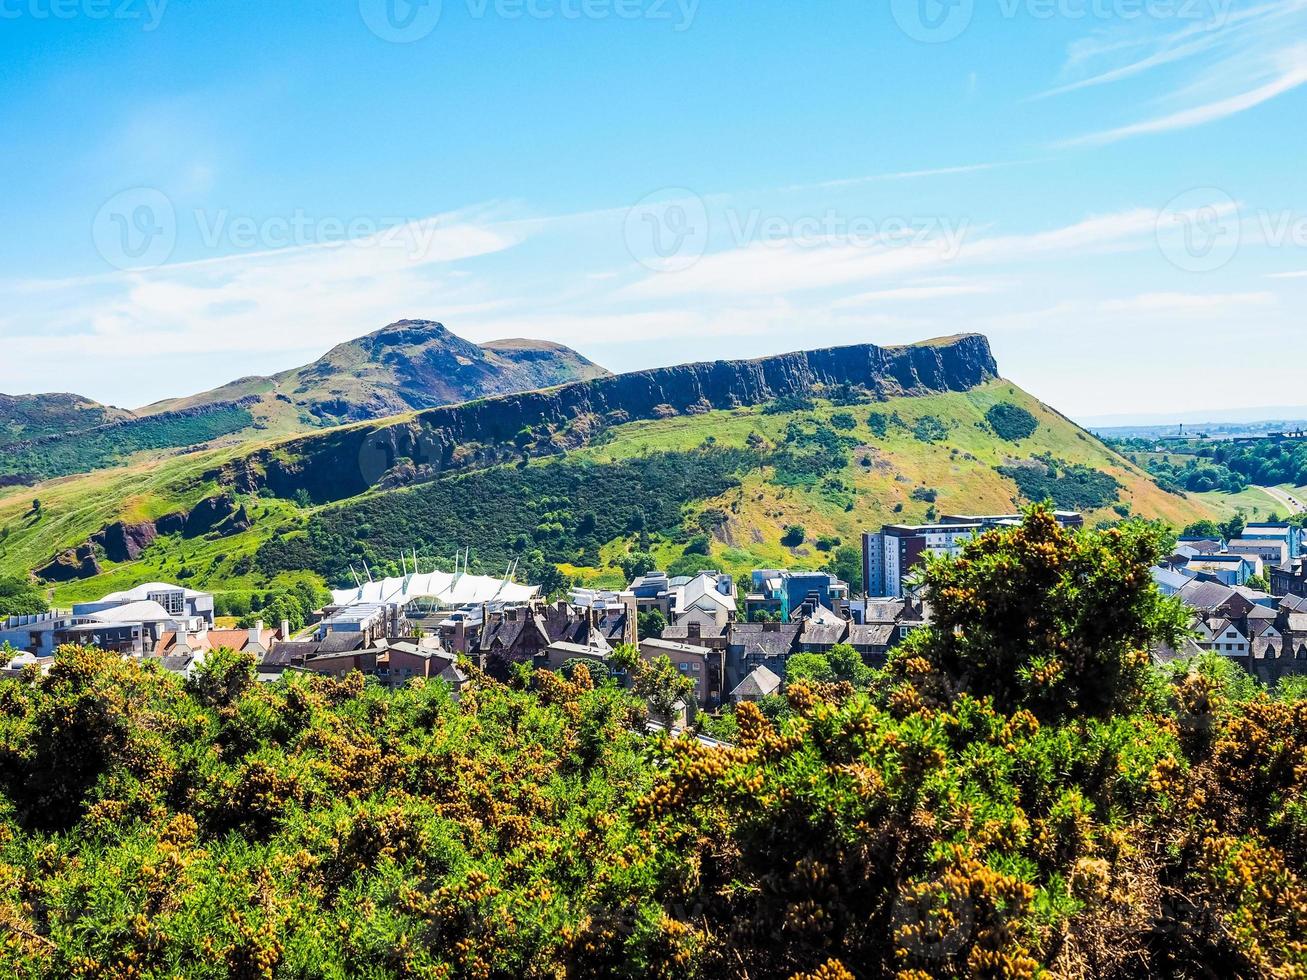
[1063,55,1307,146]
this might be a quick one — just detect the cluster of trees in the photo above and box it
[0,574,47,618]
[984,401,1039,441]
[1140,453,1249,494]
[1205,437,1307,487]
[258,448,759,593]
[770,419,857,487]
[0,507,1303,977]
[997,453,1122,510]
[0,405,254,482]
[228,580,330,635]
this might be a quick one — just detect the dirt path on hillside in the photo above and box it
[1259,485,1306,515]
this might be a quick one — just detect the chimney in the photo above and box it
[255,619,264,635]
[688,622,701,640]
[456,617,466,653]
[763,621,780,632]
[280,619,290,641]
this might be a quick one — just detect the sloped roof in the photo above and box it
[848,623,896,648]
[673,573,735,614]
[1150,566,1191,592]
[1150,637,1206,665]
[67,600,175,627]
[728,623,801,659]
[640,637,711,657]
[799,621,847,647]
[316,632,367,654]
[662,624,726,641]
[1177,579,1237,612]
[730,665,781,700]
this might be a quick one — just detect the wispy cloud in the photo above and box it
[1046,0,1307,145]
[1062,53,1307,146]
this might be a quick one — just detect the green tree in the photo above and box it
[619,551,657,580]
[0,574,48,617]
[630,653,695,730]
[785,652,834,684]
[894,504,1188,720]
[827,642,872,686]
[637,609,667,640]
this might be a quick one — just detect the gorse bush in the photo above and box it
[0,507,1303,978]
[985,402,1039,441]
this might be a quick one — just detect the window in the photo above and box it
[148,591,185,616]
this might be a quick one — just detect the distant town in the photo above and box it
[7,508,1304,726]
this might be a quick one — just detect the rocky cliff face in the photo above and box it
[214,334,999,504]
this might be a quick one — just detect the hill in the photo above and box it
[0,392,133,449]
[139,319,609,431]
[0,333,1227,606]
[0,321,608,484]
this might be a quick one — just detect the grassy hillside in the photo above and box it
[0,392,135,448]
[0,377,1217,607]
[0,404,256,483]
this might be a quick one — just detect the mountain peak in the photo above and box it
[138,320,609,429]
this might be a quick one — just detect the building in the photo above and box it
[1181,554,1258,587]
[638,637,716,709]
[1243,522,1301,559]
[316,602,401,643]
[1228,537,1289,568]
[73,582,215,626]
[729,665,782,703]
[668,572,736,628]
[862,512,1083,598]
[745,570,848,621]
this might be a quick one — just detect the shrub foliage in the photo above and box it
[0,508,1303,978]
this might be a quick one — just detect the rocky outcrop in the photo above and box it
[183,494,249,537]
[36,544,101,582]
[212,334,1000,504]
[91,521,158,562]
[37,495,251,581]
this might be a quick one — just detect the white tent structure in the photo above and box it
[330,554,539,610]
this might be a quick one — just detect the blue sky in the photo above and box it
[2,0,1305,421]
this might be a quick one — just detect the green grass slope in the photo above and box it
[0,378,1216,607]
